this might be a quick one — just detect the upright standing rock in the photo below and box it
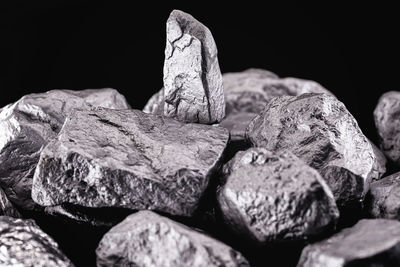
[96,211,249,267]
[163,10,225,124]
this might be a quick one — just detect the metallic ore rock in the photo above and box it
[297,219,400,267]
[0,187,21,218]
[0,216,73,266]
[96,210,249,267]
[374,91,400,164]
[0,88,130,210]
[32,108,229,217]
[163,10,225,124]
[246,93,376,206]
[218,148,339,243]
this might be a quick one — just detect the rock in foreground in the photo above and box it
[0,216,73,266]
[218,148,339,243]
[32,108,229,217]
[96,210,249,267]
[246,93,376,207]
[298,219,400,266]
[163,10,224,124]
[0,88,130,210]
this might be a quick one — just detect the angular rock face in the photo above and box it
[96,210,249,267]
[0,187,21,217]
[297,219,400,267]
[32,108,229,217]
[246,93,376,206]
[374,91,400,164]
[163,10,225,124]
[0,216,74,266]
[218,148,339,243]
[365,172,400,220]
[0,88,130,210]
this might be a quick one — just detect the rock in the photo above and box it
[0,88,130,210]
[369,139,387,181]
[374,91,400,164]
[143,88,164,114]
[246,93,376,207]
[163,10,225,124]
[0,187,21,217]
[297,219,400,267]
[96,210,249,267]
[0,216,74,266]
[365,172,400,220]
[219,112,257,142]
[32,108,229,217]
[218,148,339,243]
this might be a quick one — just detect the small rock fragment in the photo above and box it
[218,148,339,243]
[297,219,400,267]
[374,91,400,164]
[0,187,21,217]
[246,93,376,206]
[163,10,225,124]
[143,88,164,114]
[32,108,228,217]
[96,210,249,267]
[365,172,400,220]
[0,88,130,210]
[0,216,74,266]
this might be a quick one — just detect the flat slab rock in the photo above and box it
[32,108,229,217]
[365,172,400,220]
[0,216,73,266]
[246,93,379,207]
[163,10,225,124]
[0,187,21,218]
[96,210,249,267]
[0,88,130,210]
[218,148,339,243]
[298,219,400,267]
[374,91,400,164]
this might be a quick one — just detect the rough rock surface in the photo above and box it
[365,172,400,220]
[374,91,400,164]
[218,148,339,243]
[246,93,376,206]
[0,216,74,266]
[32,108,229,217]
[297,219,400,267]
[96,210,249,267]
[0,88,130,210]
[219,112,257,142]
[143,88,164,115]
[369,139,387,181]
[0,187,21,217]
[163,10,225,124]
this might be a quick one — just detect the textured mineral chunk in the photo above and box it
[0,216,74,266]
[218,148,339,243]
[32,108,229,217]
[365,172,400,220]
[246,93,376,206]
[96,210,249,267]
[374,91,400,164]
[163,10,225,124]
[0,187,21,217]
[0,88,130,210]
[297,219,400,267]
[143,88,164,114]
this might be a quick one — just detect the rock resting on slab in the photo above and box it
[0,88,130,210]
[96,210,249,267]
[0,216,74,267]
[218,148,339,243]
[163,10,225,124]
[374,91,400,164]
[246,93,379,207]
[297,219,400,267]
[32,108,229,217]
[0,187,21,218]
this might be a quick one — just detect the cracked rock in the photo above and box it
[374,91,400,164]
[0,187,21,218]
[163,10,225,124]
[32,108,229,217]
[0,216,74,266]
[298,219,400,267]
[0,88,130,210]
[96,210,249,267]
[218,148,339,243]
[246,93,376,206]
[365,172,400,220]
